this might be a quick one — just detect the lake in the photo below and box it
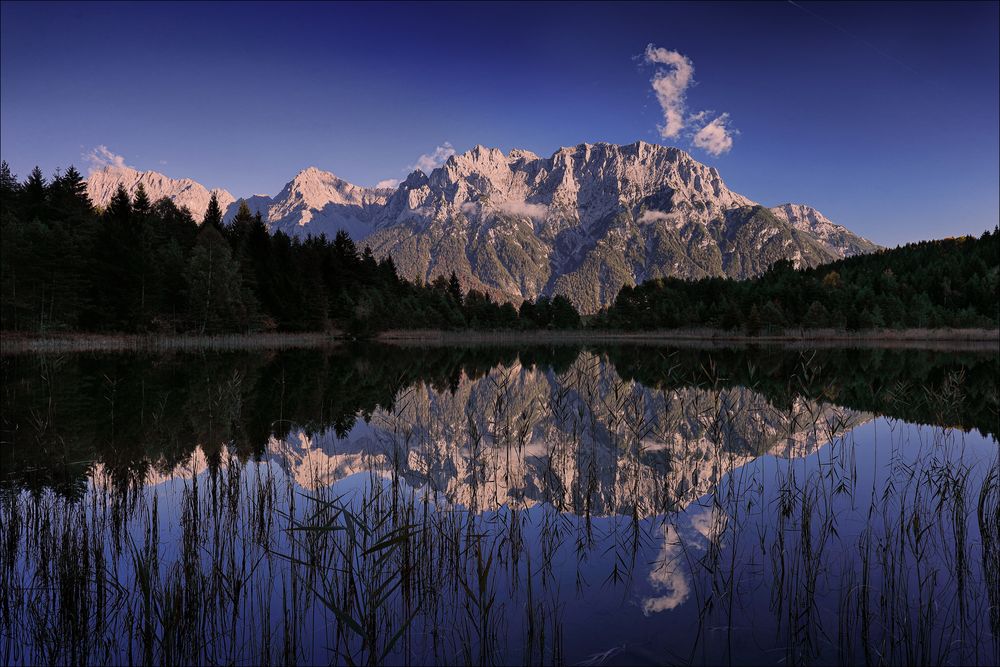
[2,344,997,666]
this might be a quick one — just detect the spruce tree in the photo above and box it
[448,271,463,306]
[22,166,47,220]
[202,192,224,231]
[132,183,151,218]
[105,184,132,224]
[51,166,92,218]
[186,225,246,333]
[0,160,17,197]
[227,200,254,243]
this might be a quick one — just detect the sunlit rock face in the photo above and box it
[86,142,878,312]
[266,353,871,517]
[769,203,880,259]
[87,164,236,221]
[363,142,878,311]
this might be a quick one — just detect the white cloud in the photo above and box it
[692,113,736,156]
[411,142,456,174]
[496,200,548,220]
[639,210,672,224]
[642,45,738,156]
[84,145,129,172]
[644,45,695,139]
[375,178,400,189]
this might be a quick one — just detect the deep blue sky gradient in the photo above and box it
[2,1,997,245]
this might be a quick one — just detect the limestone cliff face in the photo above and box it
[87,164,235,221]
[87,142,879,312]
[770,203,879,259]
[364,142,876,311]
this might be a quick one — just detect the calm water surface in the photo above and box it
[2,345,997,666]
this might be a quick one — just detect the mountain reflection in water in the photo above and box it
[1,345,997,666]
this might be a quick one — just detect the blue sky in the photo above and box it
[1,1,997,246]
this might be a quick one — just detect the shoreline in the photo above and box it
[377,327,1000,351]
[1,327,997,354]
[0,331,344,355]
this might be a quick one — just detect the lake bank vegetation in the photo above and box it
[2,162,997,339]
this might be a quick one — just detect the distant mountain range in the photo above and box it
[87,142,879,312]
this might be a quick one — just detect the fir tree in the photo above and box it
[202,192,224,231]
[448,271,463,305]
[22,166,47,220]
[132,183,151,218]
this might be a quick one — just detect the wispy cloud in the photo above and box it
[84,145,130,172]
[411,142,456,173]
[496,200,548,220]
[459,199,548,220]
[644,45,695,139]
[692,113,736,156]
[638,210,673,224]
[642,45,737,156]
[375,178,400,189]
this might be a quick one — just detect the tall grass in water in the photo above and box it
[0,350,996,665]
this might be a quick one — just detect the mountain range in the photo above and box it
[115,352,871,518]
[86,142,879,312]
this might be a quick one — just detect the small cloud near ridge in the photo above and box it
[411,142,456,174]
[84,145,130,172]
[692,113,736,156]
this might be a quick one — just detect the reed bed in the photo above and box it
[0,351,996,666]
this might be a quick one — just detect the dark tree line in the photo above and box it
[0,162,580,335]
[2,161,996,336]
[594,230,999,332]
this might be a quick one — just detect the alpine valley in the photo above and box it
[86,141,879,312]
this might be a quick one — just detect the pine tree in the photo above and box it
[50,166,91,218]
[22,166,47,220]
[186,225,246,333]
[746,304,763,336]
[804,301,830,328]
[203,192,224,231]
[551,295,581,329]
[132,183,151,218]
[448,271,463,306]
[105,184,132,225]
[227,200,254,244]
[0,161,17,198]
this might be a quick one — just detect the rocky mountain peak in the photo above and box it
[769,202,879,258]
[85,142,879,313]
[87,164,235,220]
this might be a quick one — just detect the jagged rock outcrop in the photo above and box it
[87,164,235,221]
[229,167,393,239]
[770,203,880,258]
[86,142,880,312]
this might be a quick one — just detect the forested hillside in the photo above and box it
[2,161,995,336]
[595,229,999,331]
[0,163,579,335]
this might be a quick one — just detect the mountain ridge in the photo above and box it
[86,142,880,312]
